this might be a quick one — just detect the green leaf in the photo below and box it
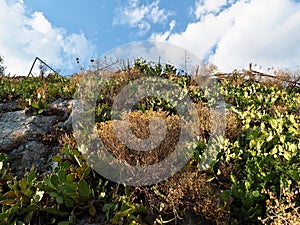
[230,174,237,184]
[266,134,273,142]
[78,180,90,200]
[252,190,260,198]
[56,195,64,205]
[0,213,11,222]
[58,221,69,225]
[58,170,66,182]
[279,135,285,143]
[287,170,300,181]
[206,176,215,182]
[31,102,39,109]
[27,170,36,187]
[60,161,70,170]
[289,115,296,126]
[245,180,251,191]
[89,203,97,216]
[66,174,75,183]
[64,198,74,208]
[283,151,292,161]
[44,206,67,216]
[60,184,77,198]
[38,99,45,109]
[222,190,231,201]
[21,188,33,198]
[38,109,44,114]
[270,147,278,155]
[52,155,63,162]
[51,175,59,187]
[111,208,136,224]
[288,127,298,135]
[269,118,277,130]
[19,179,27,190]
[21,204,39,214]
[16,220,26,225]
[82,167,91,179]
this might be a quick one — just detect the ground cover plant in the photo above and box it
[0,60,299,224]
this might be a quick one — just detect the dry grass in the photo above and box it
[260,182,300,225]
[196,103,242,142]
[260,69,300,88]
[95,108,234,224]
[96,110,181,166]
[134,165,231,225]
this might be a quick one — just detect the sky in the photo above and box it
[1,0,300,76]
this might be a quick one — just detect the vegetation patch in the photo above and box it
[0,60,300,224]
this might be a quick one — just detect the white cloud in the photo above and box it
[114,0,173,35]
[152,0,300,72]
[147,2,169,24]
[150,20,176,41]
[0,0,95,76]
[194,0,227,19]
[28,11,53,34]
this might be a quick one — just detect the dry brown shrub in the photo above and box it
[135,165,231,225]
[225,110,242,141]
[58,112,232,224]
[195,103,211,141]
[260,68,300,88]
[96,110,181,166]
[196,103,242,142]
[232,73,247,86]
[217,71,247,86]
[70,73,86,87]
[59,132,78,149]
[106,68,145,80]
[272,104,288,114]
[260,182,300,225]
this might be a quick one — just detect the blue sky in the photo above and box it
[22,0,194,53]
[1,0,300,76]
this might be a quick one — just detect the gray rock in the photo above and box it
[11,141,46,170]
[0,98,74,174]
[49,99,76,130]
[0,102,20,113]
[0,110,56,151]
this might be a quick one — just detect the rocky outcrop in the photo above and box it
[0,99,74,176]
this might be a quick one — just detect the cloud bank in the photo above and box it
[0,0,95,76]
[151,0,300,72]
[114,0,173,35]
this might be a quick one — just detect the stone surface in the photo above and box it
[0,110,57,152]
[0,101,20,113]
[0,99,74,175]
